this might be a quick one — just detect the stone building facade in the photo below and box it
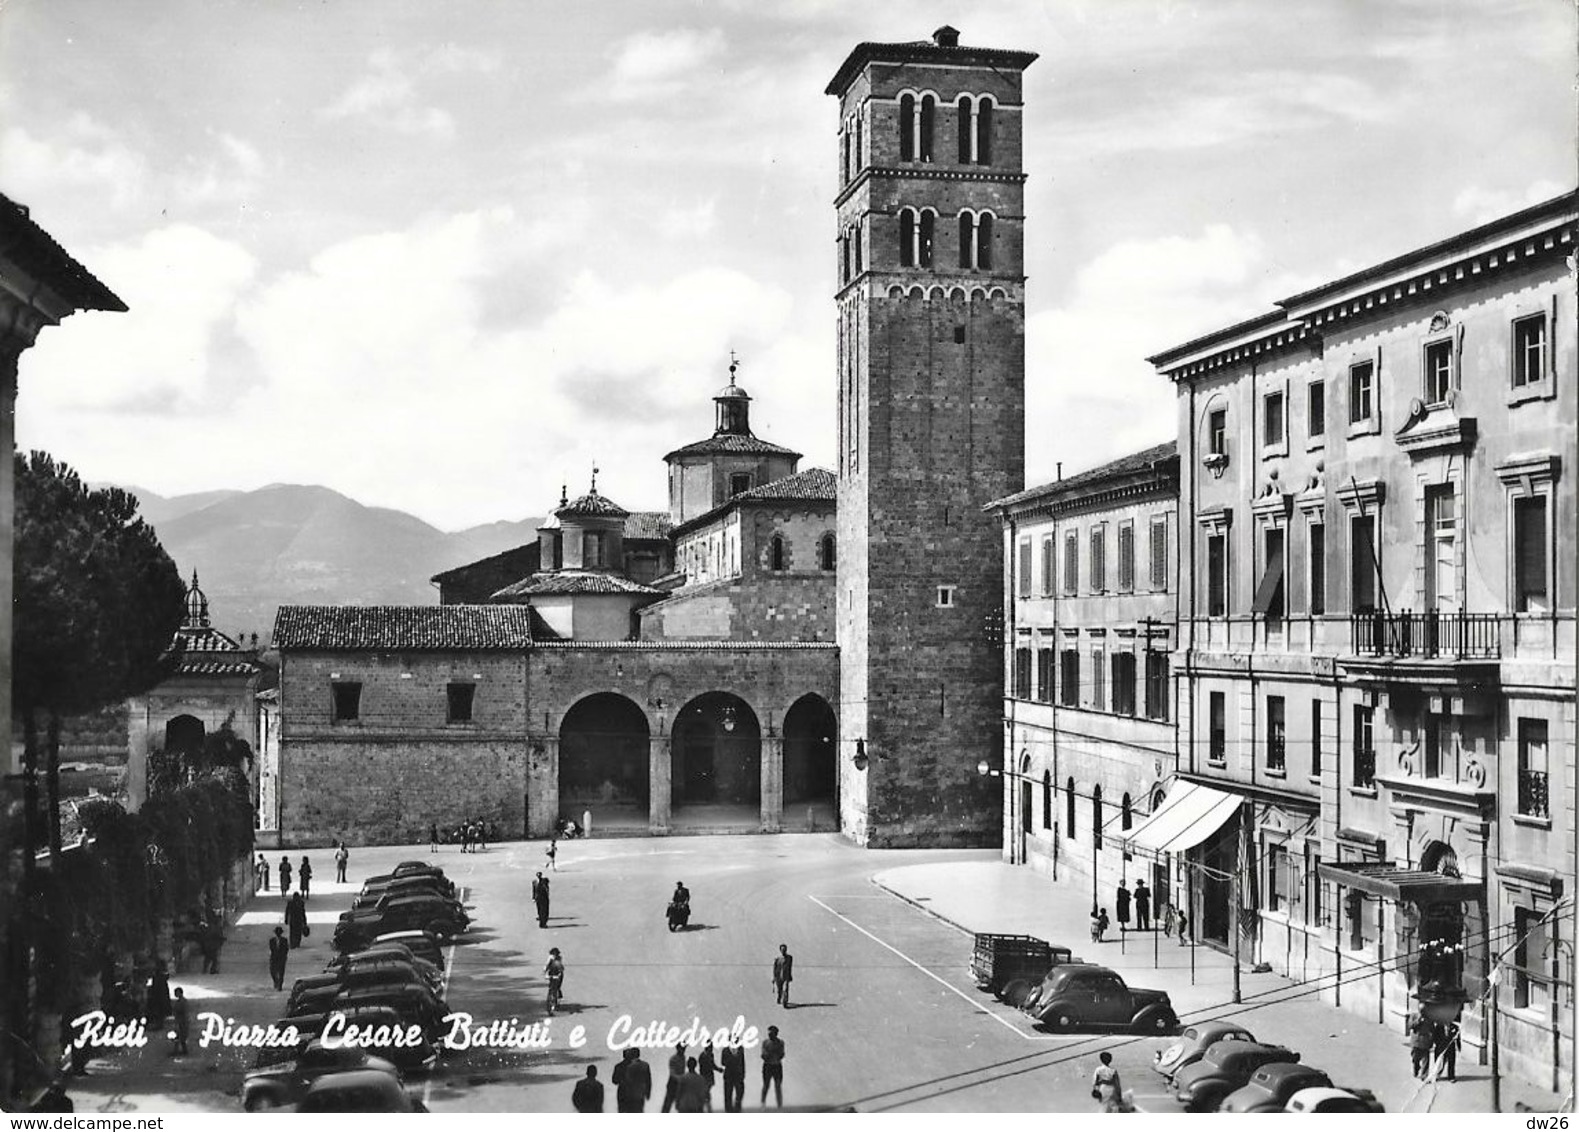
[1141,191,1577,1093]
[828,27,1037,847]
[990,444,1180,912]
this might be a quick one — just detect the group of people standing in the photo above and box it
[436,818,495,852]
[573,1030,785,1112]
[1409,1014,1461,1081]
[256,852,315,899]
[1090,879,1190,945]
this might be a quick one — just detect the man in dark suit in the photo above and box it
[571,1065,604,1112]
[611,1049,651,1113]
[773,944,794,1007]
[720,1043,746,1112]
[533,872,551,928]
[267,927,290,990]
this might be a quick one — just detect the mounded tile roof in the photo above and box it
[555,489,628,519]
[173,624,261,676]
[986,442,1178,512]
[624,511,673,540]
[273,605,536,651]
[490,571,664,600]
[736,467,837,503]
[0,193,126,313]
[663,433,802,461]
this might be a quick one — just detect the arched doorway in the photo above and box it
[165,714,205,757]
[672,692,760,830]
[782,694,836,831]
[559,694,650,833]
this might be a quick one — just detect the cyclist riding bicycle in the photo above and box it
[545,948,565,1014]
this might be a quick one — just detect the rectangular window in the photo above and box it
[1263,390,1285,447]
[1118,523,1135,591]
[1518,718,1549,818]
[1423,714,1448,779]
[1350,515,1377,613]
[1036,644,1054,703]
[1018,539,1033,599]
[1514,906,1551,1011]
[1059,650,1079,707]
[446,682,476,724]
[1308,380,1325,438]
[1309,521,1326,615]
[332,681,362,723]
[583,530,605,568]
[1112,652,1137,716]
[1349,361,1374,424]
[1266,695,1286,772]
[1144,651,1170,721]
[1354,704,1375,788]
[1209,691,1226,764]
[1091,647,1106,710]
[1149,517,1167,590]
[936,585,957,608]
[1253,528,1286,620]
[1013,645,1032,699]
[1266,843,1286,912]
[1513,314,1548,388]
[1207,533,1228,617]
[1424,339,1454,404]
[729,472,753,497]
[1209,408,1227,456]
[1063,532,1079,595]
[1041,536,1055,596]
[1514,495,1549,612]
[1311,700,1323,777]
[1090,526,1106,592]
[1308,847,1324,925]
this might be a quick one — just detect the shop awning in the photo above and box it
[1317,861,1484,904]
[1118,781,1244,859]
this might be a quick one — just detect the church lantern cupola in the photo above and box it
[714,360,752,436]
[184,570,210,628]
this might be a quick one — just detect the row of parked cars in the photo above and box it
[1154,1020,1385,1113]
[241,861,472,1112]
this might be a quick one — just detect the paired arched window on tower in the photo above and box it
[956,94,994,165]
[839,220,865,285]
[957,210,994,270]
[841,113,865,185]
[899,207,935,268]
[898,92,936,163]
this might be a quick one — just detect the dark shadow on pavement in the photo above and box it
[783,1002,837,1009]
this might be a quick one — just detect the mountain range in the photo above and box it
[109,483,542,643]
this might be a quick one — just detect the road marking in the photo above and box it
[423,885,463,1112]
[808,895,1048,1041]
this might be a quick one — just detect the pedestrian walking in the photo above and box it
[171,988,190,1056]
[334,841,349,884]
[571,1065,604,1112]
[661,1043,686,1112]
[279,855,292,895]
[772,943,794,1007]
[721,1041,746,1112]
[1091,1051,1128,1112]
[145,961,171,1027]
[1408,1013,1434,1079]
[676,1057,709,1113]
[612,1048,651,1113]
[1134,880,1151,931]
[546,837,558,871]
[759,1025,785,1109]
[285,891,308,949]
[268,926,290,990]
[256,853,270,892]
[1116,882,1132,932]
[429,822,439,852]
[1091,907,1110,943]
[298,856,313,899]
[1432,1019,1459,1082]
[476,820,487,851]
[533,872,551,928]
[1176,907,1190,945]
[199,920,224,974]
[698,1042,717,1112]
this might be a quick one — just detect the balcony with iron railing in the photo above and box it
[1518,768,1549,819]
[1349,610,1501,660]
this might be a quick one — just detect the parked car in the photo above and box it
[1285,1087,1386,1113]
[287,980,450,1039]
[1021,964,1178,1034]
[241,1040,398,1111]
[327,947,445,992]
[275,1007,439,1074]
[355,876,461,908]
[1221,1062,1333,1113]
[364,864,455,897]
[296,1069,428,1112]
[1153,1019,1257,1081]
[286,964,440,1014]
[335,897,470,950]
[1172,1042,1302,1112]
[371,931,447,968]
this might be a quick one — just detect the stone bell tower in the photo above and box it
[827,27,1036,846]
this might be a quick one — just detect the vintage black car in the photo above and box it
[371,931,446,968]
[287,961,444,1013]
[335,896,470,950]
[1152,1019,1258,1081]
[296,1069,428,1113]
[364,863,455,897]
[1221,1062,1334,1114]
[327,947,445,992]
[275,1007,440,1074]
[241,1040,398,1111]
[1172,1041,1302,1112]
[1022,964,1178,1034]
[287,980,450,1039]
[355,876,461,909]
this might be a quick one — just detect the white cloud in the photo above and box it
[0,117,148,209]
[21,224,256,411]
[608,28,726,101]
[422,44,502,75]
[320,54,456,138]
[658,199,717,240]
[1452,179,1568,226]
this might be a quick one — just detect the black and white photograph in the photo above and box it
[0,0,1574,1117]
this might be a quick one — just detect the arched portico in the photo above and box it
[671,692,760,831]
[164,714,206,756]
[782,693,837,831]
[558,693,650,834]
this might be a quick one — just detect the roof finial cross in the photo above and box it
[729,349,739,378]
[591,462,599,492]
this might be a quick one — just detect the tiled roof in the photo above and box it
[737,467,837,503]
[827,36,1039,96]
[663,433,802,461]
[624,511,673,540]
[986,442,1178,511]
[178,660,263,676]
[556,489,628,519]
[0,193,126,313]
[172,623,261,676]
[491,571,664,600]
[535,641,838,651]
[273,605,536,651]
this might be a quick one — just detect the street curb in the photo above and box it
[869,874,975,937]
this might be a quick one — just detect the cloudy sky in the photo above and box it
[4,0,1572,530]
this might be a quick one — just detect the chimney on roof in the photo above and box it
[933,25,960,47]
[1057,462,1063,481]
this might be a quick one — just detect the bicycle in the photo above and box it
[545,948,565,1016]
[547,978,562,1016]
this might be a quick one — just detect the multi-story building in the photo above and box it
[1146,191,1576,1092]
[828,27,1037,847]
[989,444,1180,911]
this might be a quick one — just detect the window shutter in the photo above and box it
[1018,540,1032,598]
[1515,496,1547,608]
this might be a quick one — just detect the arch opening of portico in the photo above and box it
[782,693,837,830]
[558,693,650,833]
[671,691,760,830]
